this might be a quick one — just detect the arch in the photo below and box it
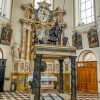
[0,48,3,59]
[78,50,96,62]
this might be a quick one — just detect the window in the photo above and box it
[0,0,3,14]
[83,52,96,61]
[34,0,53,10]
[78,50,96,61]
[75,0,95,26]
[0,0,12,19]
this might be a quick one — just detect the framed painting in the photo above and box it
[64,63,68,72]
[0,23,12,46]
[72,32,83,50]
[55,64,59,72]
[47,64,53,72]
[88,29,99,48]
[14,63,18,71]
[25,63,30,72]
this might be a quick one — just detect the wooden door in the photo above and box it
[76,61,98,93]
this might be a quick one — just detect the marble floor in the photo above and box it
[0,91,100,100]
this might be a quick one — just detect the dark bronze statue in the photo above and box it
[48,21,62,45]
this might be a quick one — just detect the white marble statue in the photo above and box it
[11,42,22,62]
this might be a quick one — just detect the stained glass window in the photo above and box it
[0,0,3,14]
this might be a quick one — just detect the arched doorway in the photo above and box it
[76,50,98,93]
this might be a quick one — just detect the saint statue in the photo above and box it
[48,21,62,45]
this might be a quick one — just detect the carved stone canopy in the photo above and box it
[34,44,76,59]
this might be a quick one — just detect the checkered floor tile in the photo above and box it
[67,92,100,100]
[0,91,100,100]
[0,91,30,100]
[41,93,65,100]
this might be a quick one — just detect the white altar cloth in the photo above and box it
[28,75,57,82]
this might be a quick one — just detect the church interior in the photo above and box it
[0,0,100,100]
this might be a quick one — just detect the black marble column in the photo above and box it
[69,56,77,100]
[59,59,64,92]
[32,54,42,100]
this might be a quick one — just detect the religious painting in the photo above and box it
[0,23,12,46]
[88,29,99,48]
[14,63,18,71]
[25,63,30,72]
[54,64,59,73]
[47,64,53,72]
[72,32,83,50]
[64,63,68,72]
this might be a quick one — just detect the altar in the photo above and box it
[28,75,57,89]
[28,75,57,82]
